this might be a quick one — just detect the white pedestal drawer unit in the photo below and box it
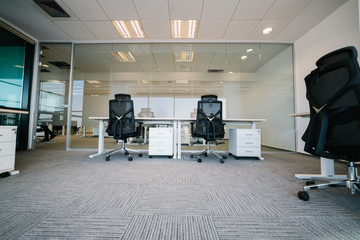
[149,127,173,157]
[229,128,263,160]
[0,126,17,174]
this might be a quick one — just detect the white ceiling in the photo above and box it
[0,0,348,43]
[0,0,349,97]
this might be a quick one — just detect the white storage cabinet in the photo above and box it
[149,127,173,157]
[0,126,17,174]
[229,128,263,160]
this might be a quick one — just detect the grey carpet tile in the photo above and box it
[63,184,147,215]
[0,182,88,212]
[0,211,50,240]
[206,185,283,217]
[153,169,199,185]
[295,216,360,240]
[213,216,318,240]
[122,215,219,240]
[134,184,211,215]
[18,214,132,240]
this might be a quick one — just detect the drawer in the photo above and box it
[236,138,261,147]
[149,138,173,146]
[0,127,17,142]
[0,142,16,157]
[0,155,15,173]
[149,128,173,138]
[233,147,261,157]
[149,146,173,155]
[232,129,260,139]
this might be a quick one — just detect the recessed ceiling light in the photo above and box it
[174,51,194,62]
[241,55,248,60]
[262,27,273,35]
[110,51,136,62]
[228,72,234,74]
[176,80,189,84]
[171,20,198,38]
[246,49,253,52]
[112,20,146,38]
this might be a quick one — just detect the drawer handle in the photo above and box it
[245,142,254,144]
[245,150,254,152]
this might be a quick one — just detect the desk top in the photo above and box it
[288,112,310,117]
[89,116,266,123]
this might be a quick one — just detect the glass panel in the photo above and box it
[36,43,71,148]
[0,45,25,108]
[70,43,295,153]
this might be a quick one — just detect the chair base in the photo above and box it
[298,162,360,201]
[190,141,226,163]
[105,143,142,161]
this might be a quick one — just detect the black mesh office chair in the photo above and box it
[105,95,142,161]
[298,46,360,201]
[190,95,226,163]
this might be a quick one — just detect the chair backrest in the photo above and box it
[201,94,217,101]
[194,96,224,140]
[303,46,360,161]
[106,98,136,140]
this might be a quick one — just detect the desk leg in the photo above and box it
[295,157,346,181]
[172,120,177,159]
[143,126,148,144]
[89,120,106,158]
[177,120,181,159]
[250,122,256,129]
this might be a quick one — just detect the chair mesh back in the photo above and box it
[303,46,360,159]
[201,94,217,101]
[107,99,136,139]
[115,94,131,100]
[194,99,224,140]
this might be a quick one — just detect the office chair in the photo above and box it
[105,95,142,161]
[298,46,360,201]
[190,95,226,163]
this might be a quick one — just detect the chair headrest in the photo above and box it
[316,46,358,67]
[115,94,131,100]
[201,95,217,101]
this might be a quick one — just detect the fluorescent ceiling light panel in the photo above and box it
[171,20,198,38]
[112,20,146,38]
[174,51,194,62]
[176,80,189,84]
[110,51,136,62]
[86,80,101,84]
[262,27,273,35]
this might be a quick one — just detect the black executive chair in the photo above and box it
[105,94,142,161]
[190,95,226,163]
[298,46,360,201]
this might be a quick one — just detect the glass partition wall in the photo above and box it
[38,43,295,152]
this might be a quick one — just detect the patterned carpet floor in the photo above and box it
[1,149,360,239]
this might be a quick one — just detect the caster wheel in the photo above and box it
[168,156,172,159]
[128,156,133,161]
[220,158,225,164]
[106,156,110,161]
[139,153,143,157]
[235,156,240,160]
[197,158,202,163]
[190,154,194,158]
[149,156,152,158]
[298,191,309,201]
[222,155,227,159]
[306,180,315,186]
[229,152,232,156]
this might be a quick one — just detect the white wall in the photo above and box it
[294,0,360,153]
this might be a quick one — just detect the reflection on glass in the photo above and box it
[0,46,25,108]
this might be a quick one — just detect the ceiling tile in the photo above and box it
[62,0,108,20]
[263,0,312,20]
[223,20,259,39]
[141,20,171,38]
[232,0,275,20]
[133,0,169,19]
[198,20,229,39]
[201,0,239,20]
[249,20,290,39]
[54,21,96,39]
[98,0,138,20]
[169,0,203,19]
[83,21,120,39]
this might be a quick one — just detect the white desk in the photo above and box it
[89,117,265,159]
[289,112,346,181]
